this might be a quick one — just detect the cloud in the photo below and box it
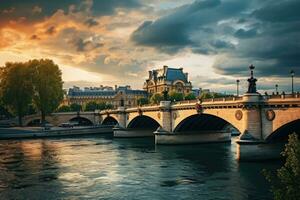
[0,0,299,91]
[30,34,40,40]
[45,26,56,35]
[213,0,300,77]
[32,5,42,14]
[131,0,249,54]
[84,18,98,27]
[252,0,300,22]
[234,28,257,39]
[69,37,103,52]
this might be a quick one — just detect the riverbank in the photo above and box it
[0,126,113,139]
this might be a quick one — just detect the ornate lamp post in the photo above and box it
[275,84,278,94]
[290,70,295,94]
[236,79,240,96]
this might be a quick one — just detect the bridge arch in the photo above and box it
[266,119,300,142]
[102,116,119,125]
[127,115,160,130]
[173,113,240,134]
[69,116,93,126]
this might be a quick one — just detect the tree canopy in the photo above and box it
[29,59,64,124]
[84,101,113,111]
[70,103,82,112]
[150,93,163,104]
[169,91,184,102]
[0,62,33,125]
[137,97,149,106]
[0,59,64,126]
[57,105,71,112]
[184,92,196,100]
[263,133,300,200]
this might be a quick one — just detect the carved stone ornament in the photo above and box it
[157,112,161,119]
[265,109,275,121]
[235,110,243,121]
[173,112,177,120]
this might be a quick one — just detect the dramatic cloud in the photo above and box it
[0,0,299,91]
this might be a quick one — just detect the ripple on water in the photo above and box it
[160,178,201,187]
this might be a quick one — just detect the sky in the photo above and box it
[0,0,299,94]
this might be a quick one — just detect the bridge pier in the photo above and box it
[236,140,284,161]
[155,128,231,145]
[113,127,154,138]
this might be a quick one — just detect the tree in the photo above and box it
[0,101,13,119]
[199,92,213,100]
[0,62,33,126]
[29,59,64,125]
[85,101,98,111]
[185,93,196,100]
[70,103,82,112]
[150,93,163,104]
[56,105,71,112]
[137,97,149,106]
[105,103,113,109]
[169,91,184,102]
[263,133,300,200]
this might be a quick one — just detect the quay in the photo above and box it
[0,126,113,140]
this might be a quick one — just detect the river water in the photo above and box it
[0,135,279,200]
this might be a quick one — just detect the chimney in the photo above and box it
[185,73,188,81]
[148,71,152,79]
[163,65,168,73]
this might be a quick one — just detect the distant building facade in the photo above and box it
[143,66,192,95]
[66,85,147,108]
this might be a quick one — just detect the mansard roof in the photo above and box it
[148,66,188,82]
[165,68,187,82]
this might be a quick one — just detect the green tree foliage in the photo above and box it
[150,93,163,104]
[105,103,113,110]
[199,92,230,100]
[169,91,184,102]
[184,93,196,100]
[199,92,213,99]
[70,103,82,112]
[56,105,71,112]
[0,62,33,126]
[29,59,64,124]
[26,104,37,115]
[0,101,13,119]
[263,133,300,200]
[85,101,113,111]
[85,101,98,111]
[137,97,149,106]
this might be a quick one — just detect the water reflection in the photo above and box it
[0,136,278,199]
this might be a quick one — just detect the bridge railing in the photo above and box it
[201,96,243,102]
[172,99,198,105]
[264,93,300,100]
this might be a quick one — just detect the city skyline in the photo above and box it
[0,0,299,94]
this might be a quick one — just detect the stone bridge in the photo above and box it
[23,111,100,126]
[100,94,300,140]
[100,92,300,158]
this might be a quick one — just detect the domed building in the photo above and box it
[143,66,192,95]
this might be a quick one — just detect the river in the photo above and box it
[0,135,280,200]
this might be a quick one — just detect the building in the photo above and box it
[66,85,147,108]
[143,66,192,95]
